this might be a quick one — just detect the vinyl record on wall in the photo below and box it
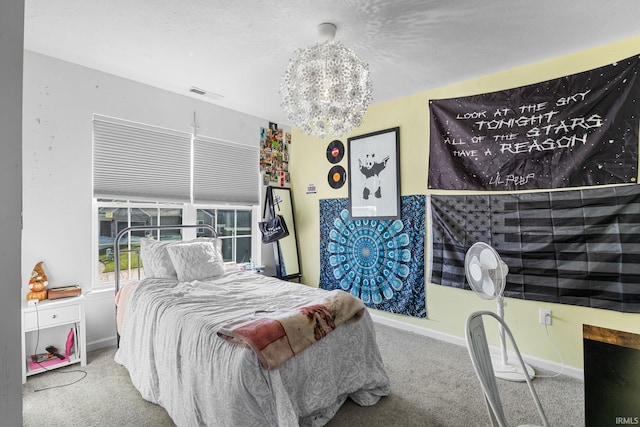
[326,139,345,164]
[328,165,346,189]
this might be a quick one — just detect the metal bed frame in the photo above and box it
[113,224,217,294]
[113,224,217,346]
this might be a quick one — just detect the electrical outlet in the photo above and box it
[539,308,552,325]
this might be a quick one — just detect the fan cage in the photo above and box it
[464,242,507,300]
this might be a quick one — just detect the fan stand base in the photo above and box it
[491,355,535,382]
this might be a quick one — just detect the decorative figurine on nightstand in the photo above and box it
[26,261,49,301]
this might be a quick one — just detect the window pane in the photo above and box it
[220,237,233,262]
[159,208,183,240]
[123,209,144,280]
[217,210,234,237]
[237,210,252,236]
[97,206,144,283]
[196,209,216,237]
[98,207,116,282]
[236,236,252,263]
[129,208,150,239]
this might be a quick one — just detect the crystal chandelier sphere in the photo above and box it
[280,41,373,139]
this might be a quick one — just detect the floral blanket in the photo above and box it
[217,289,365,369]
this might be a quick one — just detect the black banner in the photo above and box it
[428,55,640,191]
[429,184,640,313]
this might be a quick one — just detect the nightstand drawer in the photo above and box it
[23,304,81,330]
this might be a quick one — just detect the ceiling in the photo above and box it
[24,0,640,127]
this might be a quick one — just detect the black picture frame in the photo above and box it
[348,127,400,219]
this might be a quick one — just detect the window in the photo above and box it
[95,200,256,287]
[96,200,184,285]
[197,208,253,264]
[92,114,261,289]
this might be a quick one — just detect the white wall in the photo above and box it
[0,0,24,424]
[22,51,279,349]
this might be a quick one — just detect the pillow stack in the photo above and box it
[140,237,225,282]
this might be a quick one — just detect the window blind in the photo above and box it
[93,115,192,202]
[193,135,259,204]
[93,114,260,205]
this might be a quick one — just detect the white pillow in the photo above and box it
[140,238,177,279]
[166,240,225,282]
[140,237,220,279]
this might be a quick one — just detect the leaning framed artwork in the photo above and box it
[348,127,400,219]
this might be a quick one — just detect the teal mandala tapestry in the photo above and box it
[319,195,426,318]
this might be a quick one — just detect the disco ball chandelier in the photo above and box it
[280,23,373,139]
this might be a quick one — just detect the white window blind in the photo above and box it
[93,115,192,202]
[93,114,260,205]
[193,135,259,204]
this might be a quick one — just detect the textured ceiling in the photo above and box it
[24,0,640,127]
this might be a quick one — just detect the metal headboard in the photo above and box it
[113,224,217,295]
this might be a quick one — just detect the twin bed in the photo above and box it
[113,225,390,426]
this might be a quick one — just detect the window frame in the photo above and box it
[93,199,259,291]
[195,205,254,264]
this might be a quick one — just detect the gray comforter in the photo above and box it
[114,271,390,426]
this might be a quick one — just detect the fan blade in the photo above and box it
[468,256,483,282]
[482,277,496,296]
[479,247,498,269]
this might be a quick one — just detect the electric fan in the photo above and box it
[465,242,535,382]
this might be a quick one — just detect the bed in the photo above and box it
[113,225,390,426]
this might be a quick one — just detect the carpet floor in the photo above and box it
[23,321,584,426]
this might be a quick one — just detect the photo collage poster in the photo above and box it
[260,125,290,187]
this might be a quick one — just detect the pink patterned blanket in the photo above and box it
[217,289,365,369]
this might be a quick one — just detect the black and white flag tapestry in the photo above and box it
[428,184,640,313]
[428,55,640,191]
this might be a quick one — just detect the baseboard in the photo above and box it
[87,336,117,353]
[370,313,583,380]
[371,312,467,346]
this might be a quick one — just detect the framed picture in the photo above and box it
[348,127,400,219]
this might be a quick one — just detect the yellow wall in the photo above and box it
[289,36,640,370]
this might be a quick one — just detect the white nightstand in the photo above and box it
[21,295,87,383]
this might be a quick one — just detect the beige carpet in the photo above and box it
[23,322,584,426]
